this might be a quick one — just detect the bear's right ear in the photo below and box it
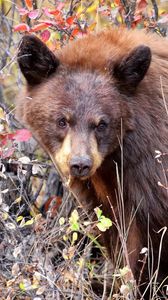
[18,35,60,86]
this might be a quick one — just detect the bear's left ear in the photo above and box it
[18,35,60,86]
[112,45,151,93]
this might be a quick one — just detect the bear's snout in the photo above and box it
[69,156,93,178]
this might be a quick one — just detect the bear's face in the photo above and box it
[17,35,151,180]
[21,69,129,179]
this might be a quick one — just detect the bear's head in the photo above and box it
[17,35,151,180]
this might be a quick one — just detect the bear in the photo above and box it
[16,28,168,298]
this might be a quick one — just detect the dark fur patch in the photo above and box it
[18,35,59,85]
[113,45,151,93]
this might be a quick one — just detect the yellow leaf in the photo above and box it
[3,212,8,220]
[0,107,5,120]
[88,22,97,31]
[24,218,34,226]
[16,215,23,222]
[87,1,99,13]
[15,196,22,204]
[19,282,25,291]
[59,217,65,225]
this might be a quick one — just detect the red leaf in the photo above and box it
[41,30,51,42]
[136,0,148,12]
[43,8,60,17]
[28,9,39,19]
[134,15,142,22]
[50,9,60,16]
[18,8,29,16]
[66,16,75,25]
[13,129,32,142]
[71,27,79,37]
[30,23,50,32]
[13,23,30,32]
[43,196,62,217]
[25,0,33,10]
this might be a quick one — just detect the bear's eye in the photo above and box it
[96,121,108,132]
[57,117,67,128]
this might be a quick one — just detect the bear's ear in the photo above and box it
[18,35,60,86]
[112,45,151,93]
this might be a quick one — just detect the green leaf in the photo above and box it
[120,266,130,277]
[94,207,102,219]
[97,216,112,232]
[69,209,80,231]
[19,282,25,291]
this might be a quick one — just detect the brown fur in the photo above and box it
[16,28,168,298]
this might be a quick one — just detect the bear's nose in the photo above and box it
[70,156,92,177]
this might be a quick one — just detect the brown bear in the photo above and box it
[16,28,168,298]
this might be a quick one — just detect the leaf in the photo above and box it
[87,1,99,13]
[30,23,50,32]
[43,7,54,18]
[97,216,112,232]
[94,207,102,219]
[16,215,24,222]
[36,286,46,295]
[120,284,129,296]
[13,129,32,142]
[19,282,26,291]
[25,0,33,10]
[13,23,30,32]
[19,279,32,291]
[59,217,65,225]
[0,107,5,120]
[66,16,75,25]
[2,147,14,159]
[136,0,148,12]
[140,247,148,254]
[88,22,97,32]
[1,188,8,194]
[32,164,42,175]
[15,196,22,204]
[0,124,4,132]
[28,9,39,19]
[69,209,80,231]
[71,27,79,37]
[72,232,78,245]
[120,266,130,277]
[12,263,20,276]
[2,212,8,220]
[41,30,51,42]
[49,9,60,16]
[6,222,16,230]
[18,8,29,16]
[13,246,22,258]
[18,156,31,164]
[24,218,34,226]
